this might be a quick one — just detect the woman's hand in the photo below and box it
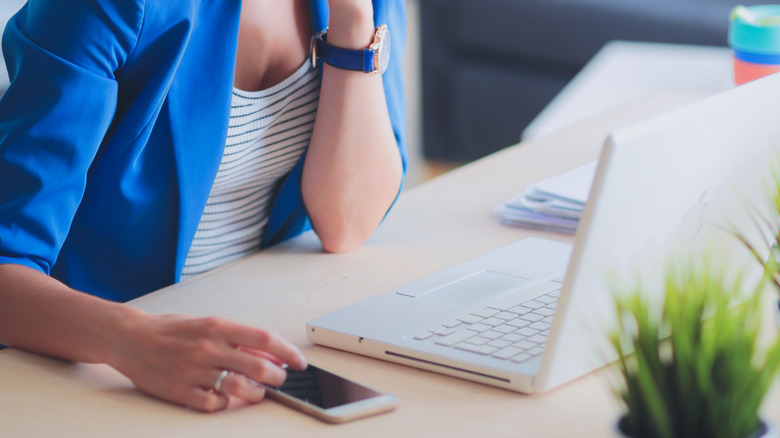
[0,264,307,412]
[0,0,386,410]
[108,312,308,412]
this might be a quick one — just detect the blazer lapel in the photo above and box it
[167,1,242,280]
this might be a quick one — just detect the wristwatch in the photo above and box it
[312,24,390,75]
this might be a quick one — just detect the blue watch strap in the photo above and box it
[315,37,376,73]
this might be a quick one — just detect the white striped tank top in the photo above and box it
[181,60,320,280]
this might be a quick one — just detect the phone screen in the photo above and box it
[271,365,383,409]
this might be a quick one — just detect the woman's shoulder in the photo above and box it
[20,0,212,43]
[11,0,227,74]
[15,0,145,73]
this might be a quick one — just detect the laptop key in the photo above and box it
[522,300,546,310]
[519,313,544,323]
[481,330,503,340]
[487,339,512,349]
[528,334,548,344]
[501,333,524,343]
[507,306,533,316]
[454,343,498,355]
[510,353,533,363]
[481,317,505,327]
[535,307,556,317]
[492,346,524,360]
[505,318,530,328]
[435,330,478,347]
[529,321,551,331]
[430,326,456,336]
[442,320,463,329]
[493,325,516,334]
[515,327,538,337]
[470,308,499,318]
[494,312,517,321]
[466,323,493,333]
[465,336,490,346]
[456,314,483,324]
[515,340,537,350]
[413,331,434,340]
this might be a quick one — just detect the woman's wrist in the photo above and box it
[98,303,150,369]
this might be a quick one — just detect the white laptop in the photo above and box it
[307,73,780,393]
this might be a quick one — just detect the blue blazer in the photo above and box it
[0,0,407,302]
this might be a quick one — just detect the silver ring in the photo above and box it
[213,370,230,393]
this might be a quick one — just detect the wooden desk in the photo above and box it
[3,93,777,437]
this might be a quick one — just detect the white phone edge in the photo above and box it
[264,386,399,424]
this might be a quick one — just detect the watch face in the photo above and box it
[374,25,390,74]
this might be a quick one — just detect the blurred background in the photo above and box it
[0,0,23,95]
[412,0,778,183]
[2,0,775,188]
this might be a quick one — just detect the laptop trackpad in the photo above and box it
[396,271,529,304]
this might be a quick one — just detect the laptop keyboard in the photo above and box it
[410,284,561,364]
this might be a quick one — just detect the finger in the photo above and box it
[187,387,230,413]
[219,354,288,387]
[238,346,285,366]
[216,372,267,404]
[220,322,307,370]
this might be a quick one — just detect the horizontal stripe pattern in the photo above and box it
[182,61,319,279]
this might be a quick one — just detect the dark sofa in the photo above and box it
[421,0,778,163]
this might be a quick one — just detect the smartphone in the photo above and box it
[264,364,399,423]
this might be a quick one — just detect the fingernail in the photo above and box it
[297,355,308,369]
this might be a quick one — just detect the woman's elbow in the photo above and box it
[316,222,373,253]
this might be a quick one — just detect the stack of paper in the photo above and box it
[494,160,597,234]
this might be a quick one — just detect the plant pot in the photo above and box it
[615,416,776,438]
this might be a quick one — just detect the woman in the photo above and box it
[0,0,407,412]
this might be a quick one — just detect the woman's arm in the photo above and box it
[302,0,405,253]
[0,264,307,411]
[0,1,307,411]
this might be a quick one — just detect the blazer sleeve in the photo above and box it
[379,0,408,178]
[0,0,143,273]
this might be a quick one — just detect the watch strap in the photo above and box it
[314,37,376,73]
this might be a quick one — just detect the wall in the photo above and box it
[0,0,25,92]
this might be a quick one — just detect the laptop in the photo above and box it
[307,72,780,393]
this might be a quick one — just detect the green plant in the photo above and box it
[729,158,780,296]
[609,259,780,438]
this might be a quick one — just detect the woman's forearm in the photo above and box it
[302,1,404,253]
[0,263,307,411]
[0,263,139,364]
